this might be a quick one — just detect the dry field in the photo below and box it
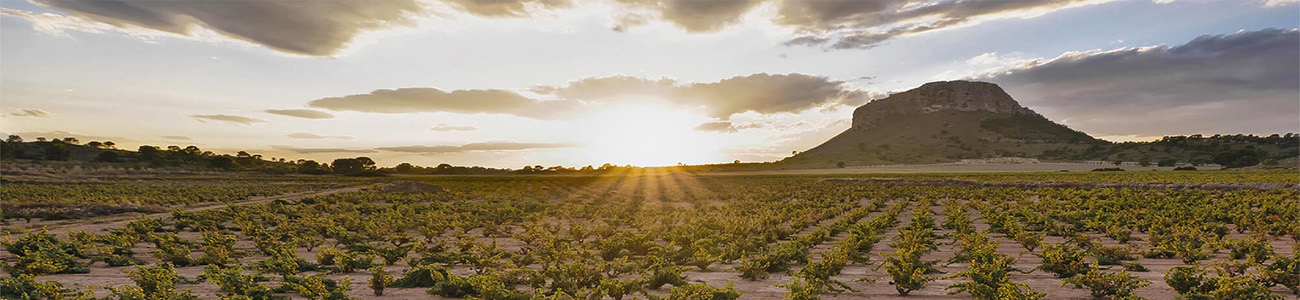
[3,170,1297,299]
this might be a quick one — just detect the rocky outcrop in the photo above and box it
[852,80,1036,129]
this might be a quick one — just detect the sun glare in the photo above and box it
[569,103,723,167]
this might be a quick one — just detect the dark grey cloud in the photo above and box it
[191,114,267,125]
[7,109,50,117]
[376,141,578,153]
[20,0,425,56]
[981,28,1300,136]
[271,145,375,154]
[287,133,354,140]
[443,0,570,17]
[431,124,478,131]
[694,121,761,133]
[307,88,578,120]
[266,109,335,119]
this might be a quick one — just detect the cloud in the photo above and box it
[307,88,579,120]
[694,121,761,133]
[266,109,334,119]
[13,130,126,142]
[376,141,578,153]
[8,0,426,56]
[611,0,764,32]
[604,0,1112,49]
[978,28,1300,136]
[306,73,863,120]
[191,114,267,125]
[540,73,869,119]
[7,109,51,117]
[443,0,571,17]
[161,136,191,140]
[431,124,478,131]
[287,133,354,140]
[271,145,376,154]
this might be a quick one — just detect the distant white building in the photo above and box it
[957,157,1041,164]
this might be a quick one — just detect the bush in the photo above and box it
[945,234,1044,300]
[1037,243,1090,279]
[202,264,280,300]
[368,265,393,296]
[391,264,454,288]
[1061,269,1149,299]
[3,230,90,276]
[1174,166,1198,171]
[882,247,938,296]
[1,274,88,299]
[106,263,198,300]
[283,274,351,300]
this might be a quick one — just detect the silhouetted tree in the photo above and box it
[209,156,235,169]
[43,143,70,161]
[86,141,103,149]
[332,158,364,174]
[103,141,115,149]
[6,135,21,143]
[138,146,161,161]
[94,151,120,163]
[394,163,414,173]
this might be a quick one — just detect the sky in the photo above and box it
[1,0,1297,168]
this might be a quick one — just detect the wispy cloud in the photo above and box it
[271,145,376,154]
[375,141,578,153]
[287,133,354,140]
[430,124,478,131]
[266,109,335,119]
[7,109,51,118]
[191,114,267,125]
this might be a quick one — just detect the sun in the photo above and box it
[568,102,723,167]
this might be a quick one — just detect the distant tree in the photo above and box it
[209,156,235,169]
[6,135,21,143]
[1138,158,1151,167]
[394,163,415,173]
[837,161,846,168]
[138,145,161,161]
[436,163,453,172]
[87,141,104,148]
[167,145,182,152]
[62,137,79,144]
[299,160,328,174]
[734,160,741,164]
[183,146,202,156]
[1113,161,1123,166]
[94,151,120,163]
[43,143,70,161]
[1157,158,1177,167]
[579,165,594,171]
[332,158,364,174]
[35,137,47,142]
[355,157,376,171]
[103,141,115,149]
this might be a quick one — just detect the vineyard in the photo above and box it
[2,171,1298,299]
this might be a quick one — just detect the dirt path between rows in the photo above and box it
[8,184,374,236]
[823,178,1300,191]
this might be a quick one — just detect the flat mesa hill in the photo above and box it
[781,80,1298,168]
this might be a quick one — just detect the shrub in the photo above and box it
[882,247,938,296]
[946,231,1043,300]
[202,264,279,300]
[1037,243,1090,279]
[1089,245,1135,266]
[1222,235,1273,263]
[391,264,454,288]
[3,230,90,276]
[1121,262,1148,272]
[283,274,351,300]
[1262,248,1299,295]
[596,277,644,300]
[1061,269,1149,299]
[196,231,241,266]
[368,265,393,296]
[1,274,88,299]
[1165,265,1209,295]
[645,256,689,289]
[780,278,822,300]
[106,263,198,300]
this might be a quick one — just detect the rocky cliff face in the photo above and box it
[852,80,1036,129]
